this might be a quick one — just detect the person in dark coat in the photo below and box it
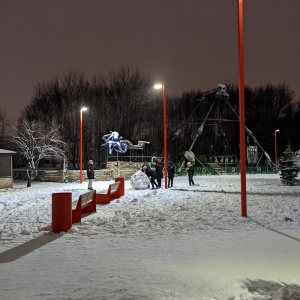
[147,167,158,189]
[187,162,195,186]
[87,159,95,190]
[167,161,175,188]
[143,162,151,188]
[142,162,150,173]
[155,161,163,188]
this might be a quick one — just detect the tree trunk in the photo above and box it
[26,169,32,187]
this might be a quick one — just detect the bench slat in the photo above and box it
[110,182,120,193]
[72,190,96,224]
[81,191,94,207]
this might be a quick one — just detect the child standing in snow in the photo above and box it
[167,161,175,188]
[187,162,195,186]
[87,160,95,190]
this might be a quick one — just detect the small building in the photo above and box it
[0,149,17,189]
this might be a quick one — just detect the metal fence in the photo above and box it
[192,165,274,175]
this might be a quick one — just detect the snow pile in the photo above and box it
[130,170,150,190]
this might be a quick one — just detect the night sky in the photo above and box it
[1,0,300,121]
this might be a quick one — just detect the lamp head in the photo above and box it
[81,107,88,112]
[154,84,163,89]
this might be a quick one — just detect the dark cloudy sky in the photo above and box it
[1,0,300,121]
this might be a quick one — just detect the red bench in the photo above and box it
[96,181,121,204]
[72,190,96,223]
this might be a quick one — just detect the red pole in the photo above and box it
[238,0,247,217]
[274,130,279,173]
[163,86,168,189]
[80,109,83,184]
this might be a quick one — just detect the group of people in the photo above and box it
[142,160,175,189]
[142,160,195,188]
[87,158,195,190]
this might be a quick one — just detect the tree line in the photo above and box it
[2,67,300,169]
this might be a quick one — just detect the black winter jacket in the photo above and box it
[187,166,194,176]
[155,163,163,179]
[167,164,175,179]
[87,164,95,179]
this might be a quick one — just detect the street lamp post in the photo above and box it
[274,129,280,173]
[237,0,247,217]
[154,84,168,189]
[80,107,88,183]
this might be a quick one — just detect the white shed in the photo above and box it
[0,149,17,189]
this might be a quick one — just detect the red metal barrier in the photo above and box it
[52,192,72,233]
[115,177,125,196]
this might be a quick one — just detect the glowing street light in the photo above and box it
[154,84,168,189]
[274,129,280,173]
[80,107,88,183]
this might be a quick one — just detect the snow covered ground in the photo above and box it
[0,173,300,300]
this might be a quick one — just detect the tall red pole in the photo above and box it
[238,0,247,217]
[80,109,83,184]
[274,130,279,173]
[162,86,168,189]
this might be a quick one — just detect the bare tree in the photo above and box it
[105,68,151,137]
[17,67,300,168]
[11,121,67,187]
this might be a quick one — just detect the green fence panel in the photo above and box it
[191,166,275,175]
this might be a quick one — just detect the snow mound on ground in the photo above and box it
[130,170,150,189]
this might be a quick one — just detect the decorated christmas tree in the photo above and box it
[279,144,300,185]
